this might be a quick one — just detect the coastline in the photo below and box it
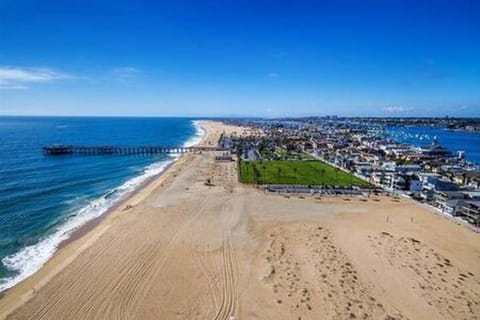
[60,120,206,250]
[0,120,211,316]
[0,120,206,294]
[1,120,479,320]
[58,160,178,249]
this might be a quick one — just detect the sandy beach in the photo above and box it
[1,121,479,320]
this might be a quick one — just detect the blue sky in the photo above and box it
[0,0,479,117]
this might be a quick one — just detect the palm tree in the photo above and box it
[250,163,255,184]
[253,166,260,185]
[350,174,353,192]
[320,168,326,187]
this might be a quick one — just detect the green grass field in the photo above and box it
[239,160,368,186]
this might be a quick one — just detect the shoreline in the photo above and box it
[0,120,211,316]
[57,120,206,252]
[58,160,178,250]
[1,121,479,320]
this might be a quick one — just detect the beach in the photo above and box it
[1,120,479,320]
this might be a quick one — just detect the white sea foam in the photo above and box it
[0,120,206,293]
[182,120,205,147]
[0,159,174,293]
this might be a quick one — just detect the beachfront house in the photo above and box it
[433,190,480,218]
[433,191,468,213]
[458,201,480,226]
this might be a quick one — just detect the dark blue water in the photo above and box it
[0,117,203,292]
[386,126,480,164]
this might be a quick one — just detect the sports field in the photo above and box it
[239,160,368,186]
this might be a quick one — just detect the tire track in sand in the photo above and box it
[213,196,239,320]
[120,197,212,319]
[22,198,211,320]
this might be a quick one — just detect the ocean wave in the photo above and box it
[0,159,173,293]
[0,119,206,293]
[182,120,205,147]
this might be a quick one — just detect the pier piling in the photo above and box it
[42,145,228,156]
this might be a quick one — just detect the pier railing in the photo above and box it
[42,145,229,155]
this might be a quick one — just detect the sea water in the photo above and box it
[386,126,480,164]
[0,116,204,292]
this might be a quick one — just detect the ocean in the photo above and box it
[386,126,480,164]
[0,116,204,292]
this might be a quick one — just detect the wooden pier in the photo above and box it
[42,144,229,156]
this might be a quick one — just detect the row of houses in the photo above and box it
[222,118,480,227]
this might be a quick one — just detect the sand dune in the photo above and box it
[1,121,479,320]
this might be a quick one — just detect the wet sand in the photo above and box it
[1,121,479,320]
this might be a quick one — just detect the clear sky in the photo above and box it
[0,0,479,117]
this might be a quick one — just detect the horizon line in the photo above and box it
[1,114,479,120]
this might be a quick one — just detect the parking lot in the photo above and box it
[264,184,366,196]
